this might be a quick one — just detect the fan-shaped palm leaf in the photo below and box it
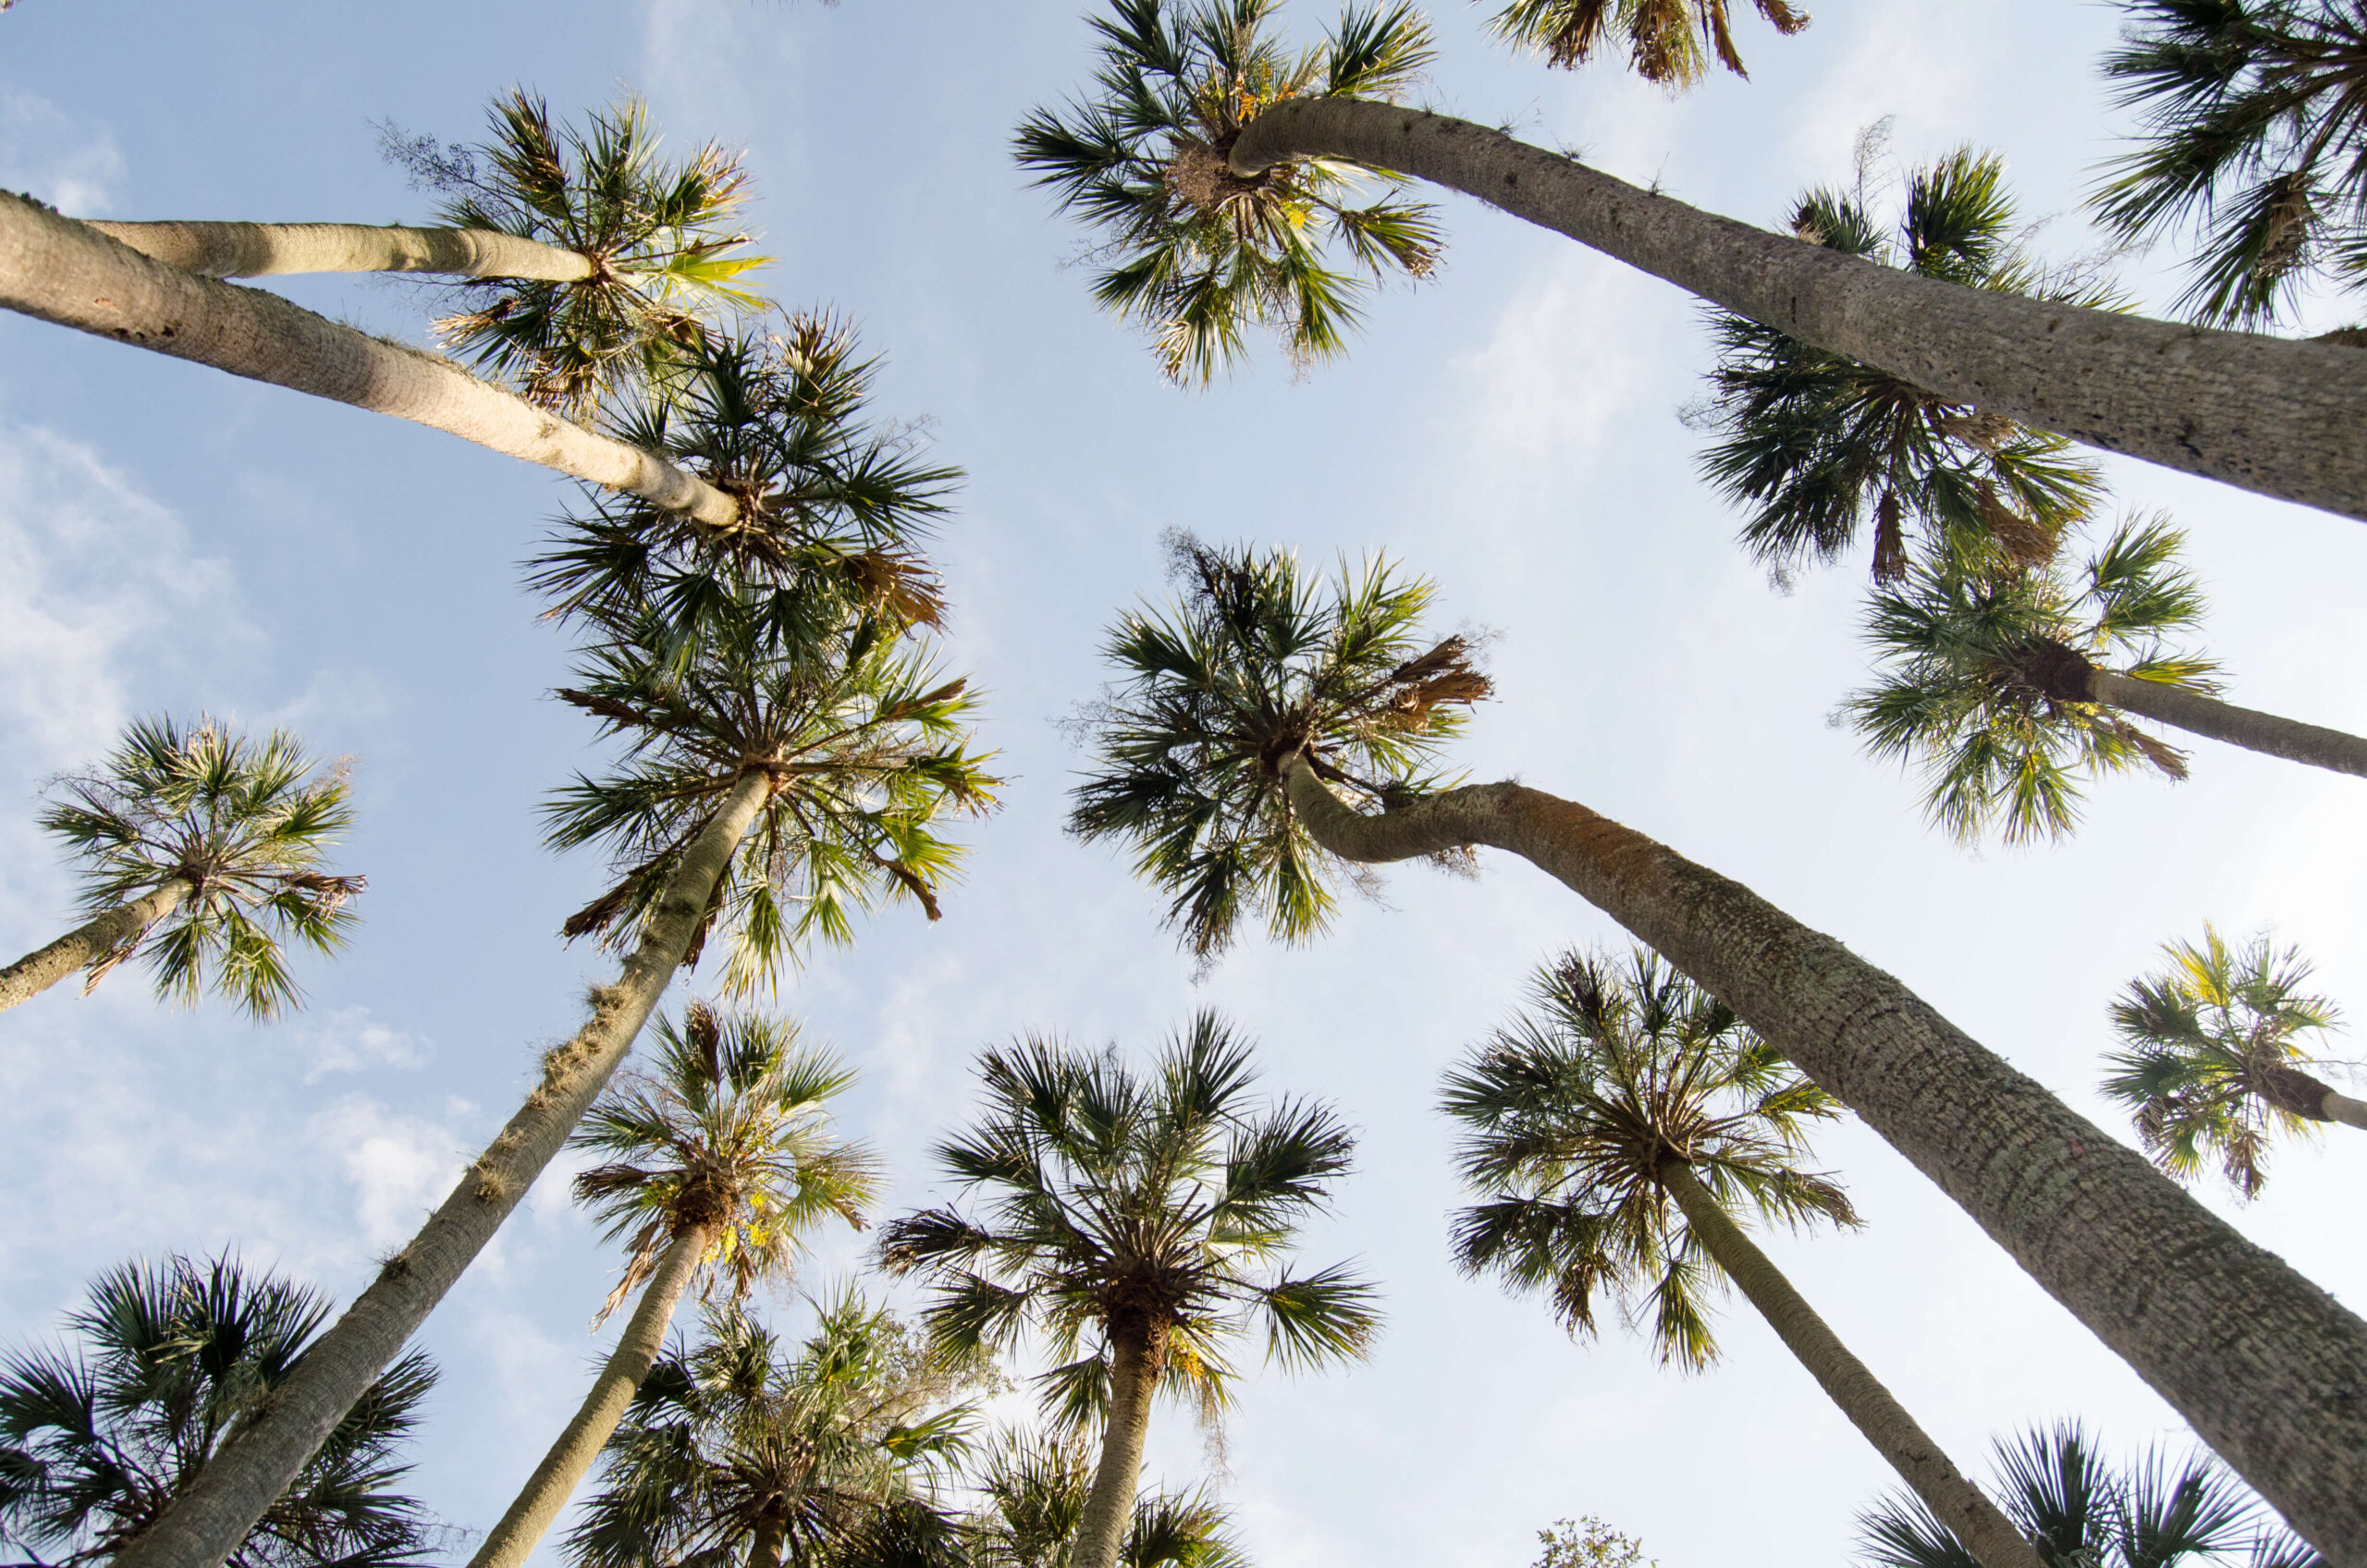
[1486,0,1808,86]
[967,1427,1250,1568]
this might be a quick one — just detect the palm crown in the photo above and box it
[1485,0,1809,86]
[1067,533,1489,963]
[1697,142,2109,582]
[1441,948,1854,1370]
[2101,925,2348,1200]
[1842,516,2219,845]
[37,717,364,1018]
[1014,0,1442,382]
[877,1013,1380,1431]
[966,1428,1250,1568]
[0,1255,440,1568]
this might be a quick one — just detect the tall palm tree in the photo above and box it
[467,1005,880,1568]
[2103,925,2365,1199]
[1442,948,2035,1568]
[1063,534,2367,1562]
[1485,0,1808,86]
[1697,144,2109,582]
[966,1428,1249,1568]
[0,717,363,1018]
[1017,0,2367,521]
[1844,518,2367,844]
[2091,0,2367,330]
[878,1015,1380,1568]
[0,1254,440,1568]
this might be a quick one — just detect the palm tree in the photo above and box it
[466,1005,880,1568]
[2103,925,2365,1199]
[878,1015,1380,1568]
[1443,948,2035,1568]
[2091,0,2367,330]
[1844,518,2367,844]
[1063,534,2367,1561]
[966,1428,1249,1568]
[0,1254,440,1568]
[1858,1422,2321,1568]
[1018,0,2367,521]
[1697,143,2109,582]
[1485,0,1808,86]
[0,717,363,1018]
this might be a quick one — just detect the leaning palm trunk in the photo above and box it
[80,221,595,282]
[2086,670,2367,779]
[1278,753,2367,1564]
[0,876,190,1013]
[0,194,736,528]
[1230,101,2367,523]
[465,1219,717,1568]
[1073,1320,1158,1568]
[1660,1162,2034,1568]
[109,769,775,1568]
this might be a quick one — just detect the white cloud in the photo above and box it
[1781,1,1990,184]
[297,1004,429,1084]
[307,1095,472,1256]
[0,92,126,215]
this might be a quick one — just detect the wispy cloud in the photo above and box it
[0,92,126,214]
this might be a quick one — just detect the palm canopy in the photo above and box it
[965,1428,1250,1568]
[877,1012,1380,1431]
[36,716,364,1019]
[1858,1421,2321,1568]
[1485,0,1808,86]
[1697,142,2110,582]
[1013,0,1442,382]
[1067,532,1489,963]
[570,1001,882,1322]
[543,592,998,995]
[0,1254,440,1568]
[2092,0,2367,328]
[384,90,768,412]
[2101,925,2348,1200]
[1441,947,1855,1371]
[1842,516,2219,845]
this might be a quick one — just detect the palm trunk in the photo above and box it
[1660,1162,2035,1568]
[80,221,595,282]
[0,193,736,528]
[465,1220,717,1568]
[2087,670,2367,780]
[1277,753,2367,1565]
[1072,1318,1157,1568]
[0,876,190,1013]
[110,768,775,1568]
[746,1518,785,1568]
[2324,1093,2367,1132]
[1229,99,2367,524]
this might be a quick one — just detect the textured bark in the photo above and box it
[465,1221,717,1568]
[110,769,775,1568]
[746,1519,785,1568]
[2088,670,2367,780]
[0,193,736,528]
[1661,1163,2036,1568]
[2324,1092,2367,1132]
[1278,753,2367,1565]
[1231,99,2367,522]
[80,221,595,282]
[0,877,190,1013]
[1073,1318,1157,1568]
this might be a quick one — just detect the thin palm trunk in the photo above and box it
[465,1219,718,1568]
[0,193,736,528]
[1229,100,2367,523]
[0,876,190,1013]
[110,768,776,1568]
[2087,670,2367,779]
[80,221,595,281]
[1277,752,2367,1565]
[1659,1161,2035,1568]
[2324,1093,2367,1131]
[1073,1318,1157,1568]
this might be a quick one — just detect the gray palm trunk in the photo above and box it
[466,1219,718,1568]
[1659,1162,2035,1568]
[1072,1318,1158,1568]
[1230,100,2367,523]
[0,876,191,1013]
[2325,1093,2367,1132]
[2085,670,2367,779]
[109,767,777,1568]
[1276,753,2367,1565]
[81,220,595,281]
[0,193,736,528]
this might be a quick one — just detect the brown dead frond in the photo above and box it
[556,687,661,730]
[844,548,948,631]
[1979,484,2062,568]
[562,874,640,943]
[2103,715,2193,781]
[1870,493,1907,582]
[868,852,943,921]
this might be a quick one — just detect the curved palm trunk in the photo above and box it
[2087,670,2367,779]
[111,769,775,1568]
[1277,753,2367,1565]
[80,221,595,282]
[0,193,736,528]
[466,1220,717,1568]
[0,876,190,1013]
[1230,100,2367,524]
[1660,1162,2034,1568]
[1073,1319,1157,1568]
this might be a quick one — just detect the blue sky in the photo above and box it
[2,2,2364,1565]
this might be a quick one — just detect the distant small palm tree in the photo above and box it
[1486,0,1808,86]
[2103,925,2363,1200]
[0,1254,439,1568]
[879,1014,1379,1568]
[0,717,362,1018]
[967,1428,1249,1568]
